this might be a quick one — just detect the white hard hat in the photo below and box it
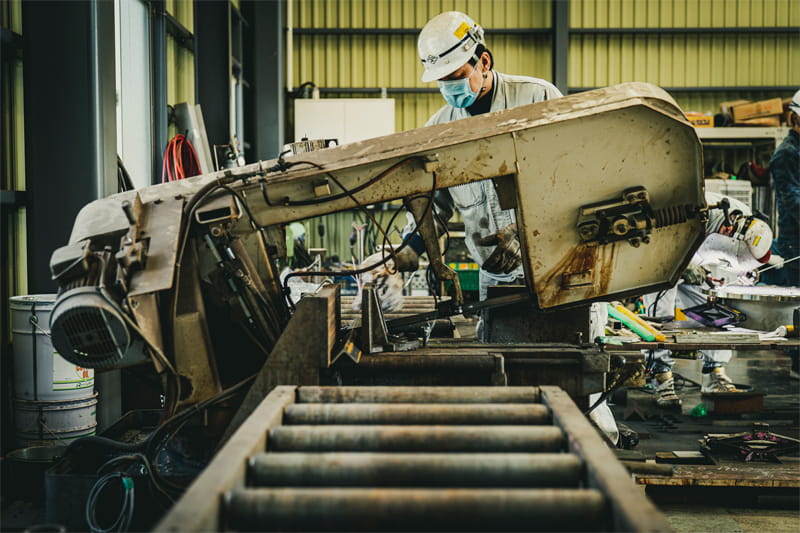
[732,216,773,263]
[418,11,485,83]
[789,89,800,117]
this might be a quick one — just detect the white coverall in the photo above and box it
[425,71,562,300]
[643,191,753,372]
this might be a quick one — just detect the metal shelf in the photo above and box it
[695,127,789,142]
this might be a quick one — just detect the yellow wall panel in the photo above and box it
[569,31,799,89]
[291,0,797,133]
[290,0,554,131]
[166,0,194,29]
[572,0,799,28]
[166,38,196,109]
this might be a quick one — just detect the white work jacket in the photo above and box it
[426,71,562,283]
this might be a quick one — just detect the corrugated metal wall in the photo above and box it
[166,1,196,117]
[289,0,798,125]
[289,0,554,131]
[569,0,799,113]
[1,0,28,313]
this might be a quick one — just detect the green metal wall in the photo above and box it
[1,0,28,331]
[289,0,554,131]
[289,0,798,126]
[569,0,799,113]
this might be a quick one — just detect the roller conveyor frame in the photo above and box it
[155,386,673,532]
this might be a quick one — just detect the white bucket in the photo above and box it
[13,393,98,448]
[10,295,94,401]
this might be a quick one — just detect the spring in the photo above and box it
[653,205,691,228]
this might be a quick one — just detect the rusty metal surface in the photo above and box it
[225,487,607,532]
[297,386,540,404]
[268,425,565,453]
[283,403,551,425]
[171,243,222,406]
[350,354,499,370]
[63,83,702,310]
[157,385,672,532]
[127,196,184,297]
[515,102,704,309]
[220,288,339,444]
[605,338,800,351]
[248,452,582,487]
[541,386,674,533]
[153,386,297,533]
[332,346,610,400]
[636,464,800,488]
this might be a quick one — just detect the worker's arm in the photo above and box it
[770,142,800,235]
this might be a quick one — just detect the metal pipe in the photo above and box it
[283,403,551,425]
[225,487,606,531]
[349,356,498,370]
[248,452,582,487]
[268,426,564,452]
[296,386,540,404]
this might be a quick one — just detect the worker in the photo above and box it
[286,221,312,269]
[643,191,776,408]
[760,89,799,380]
[364,10,562,309]
[761,90,799,287]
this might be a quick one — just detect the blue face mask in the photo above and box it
[438,67,481,108]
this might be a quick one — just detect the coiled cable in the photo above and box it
[85,472,135,533]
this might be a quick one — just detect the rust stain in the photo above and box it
[536,242,619,307]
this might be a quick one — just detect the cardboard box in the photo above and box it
[736,115,781,127]
[719,99,749,116]
[732,98,783,122]
[686,114,713,128]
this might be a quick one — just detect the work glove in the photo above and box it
[767,254,785,269]
[476,223,522,274]
[390,246,420,272]
[680,263,708,285]
[353,250,413,313]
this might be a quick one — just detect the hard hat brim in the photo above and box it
[421,66,458,83]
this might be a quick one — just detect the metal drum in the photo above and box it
[707,285,800,331]
[13,393,98,447]
[10,295,94,401]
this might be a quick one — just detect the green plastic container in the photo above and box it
[447,262,480,292]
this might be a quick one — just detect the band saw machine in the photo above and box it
[47,82,706,417]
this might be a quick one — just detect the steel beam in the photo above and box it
[551,0,569,94]
[248,452,582,487]
[21,0,116,292]
[297,386,540,404]
[268,425,564,453]
[541,386,673,532]
[225,487,606,531]
[283,403,551,425]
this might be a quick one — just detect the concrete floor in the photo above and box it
[658,503,799,533]
[614,349,800,533]
[3,318,797,532]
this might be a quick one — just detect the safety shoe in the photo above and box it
[701,366,740,393]
[654,371,682,408]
